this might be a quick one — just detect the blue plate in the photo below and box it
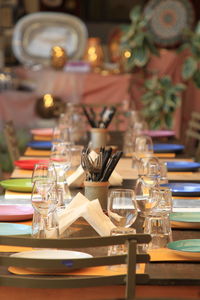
[163,182,200,196]
[0,223,31,235]
[153,143,184,153]
[27,141,52,150]
[166,161,200,172]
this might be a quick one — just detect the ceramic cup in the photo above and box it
[84,180,109,210]
[90,128,107,149]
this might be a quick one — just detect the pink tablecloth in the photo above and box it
[1,49,200,139]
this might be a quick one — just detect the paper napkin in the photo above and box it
[56,192,115,237]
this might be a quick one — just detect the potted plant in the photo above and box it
[141,75,186,129]
[120,5,159,72]
[181,21,200,88]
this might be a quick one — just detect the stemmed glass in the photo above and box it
[50,142,72,205]
[31,161,58,238]
[31,180,59,238]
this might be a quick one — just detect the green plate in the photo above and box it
[0,178,33,192]
[167,239,200,258]
[170,212,200,223]
[0,223,31,235]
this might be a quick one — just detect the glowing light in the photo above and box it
[124,50,131,58]
[43,94,54,108]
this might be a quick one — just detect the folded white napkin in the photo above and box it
[56,192,115,237]
[67,150,123,188]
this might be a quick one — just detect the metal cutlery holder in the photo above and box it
[90,128,108,149]
[84,181,109,210]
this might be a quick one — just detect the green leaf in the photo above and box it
[195,21,200,35]
[144,37,159,56]
[134,47,149,67]
[164,114,173,129]
[144,76,158,90]
[133,33,145,47]
[160,76,172,88]
[182,56,198,80]
[129,5,142,23]
[193,70,200,88]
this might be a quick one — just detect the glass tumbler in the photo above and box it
[144,214,172,250]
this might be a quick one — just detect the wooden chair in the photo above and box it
[0,233,151,300]
[185,111,200,160]
[3,120,20,167]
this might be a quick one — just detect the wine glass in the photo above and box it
[50,142,72,204]
[31,179,59,238]
[32,161,57,184]
[134,134,154,160]
[107,189,138,234]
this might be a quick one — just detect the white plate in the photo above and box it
[12,12,88,66]
[11,249,92,273]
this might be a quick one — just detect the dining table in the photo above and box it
[1,130,200,300]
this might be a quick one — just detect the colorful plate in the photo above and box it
[0,179,33,192]
[14,159,49,170]
[167,239,200,258]
[167,161,200,172]
[170,212,200,223]
[0,223,31,235]
[30,128,53,137]
[153,143,184,153]
[11,249,93,272]
[143,130,175,138]
[0,205,33,221]
[27,141,52,150]
[163,182,200,196]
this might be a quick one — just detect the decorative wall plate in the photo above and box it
[144,0,195,47]
[12,12,88,66]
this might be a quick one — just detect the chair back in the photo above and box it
[185,111,200,160]
[0,233,151,300]
[3,120,20,166]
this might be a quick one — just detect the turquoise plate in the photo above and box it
[0,223,31,235]
[167,239,200,258]
[170,212,200,223]
[0,178,33,192]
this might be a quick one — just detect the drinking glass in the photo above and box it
[107,189,138,233]
[50,142,72,204]
[32,161,57,184]
[107,189,138,255]
[150,186,172,216]
[31,180,59,238]
[135,172,159,217]
[134,134,154,160]
[144,214,172,250]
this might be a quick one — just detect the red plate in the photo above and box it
[30,128,53,137]
[0,205,33,221]
[14,159,49,170]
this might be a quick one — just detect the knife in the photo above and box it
[100,151,123,181]
[82,106,97,128]
[97,147,113,181]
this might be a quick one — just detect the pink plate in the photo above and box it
[143,130,175,138]
[30,128,53,137]
[14,159,49,170]
[0,205,33,221]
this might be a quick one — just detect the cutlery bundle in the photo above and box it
[82,105,116,128]
[81,147,123,182]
